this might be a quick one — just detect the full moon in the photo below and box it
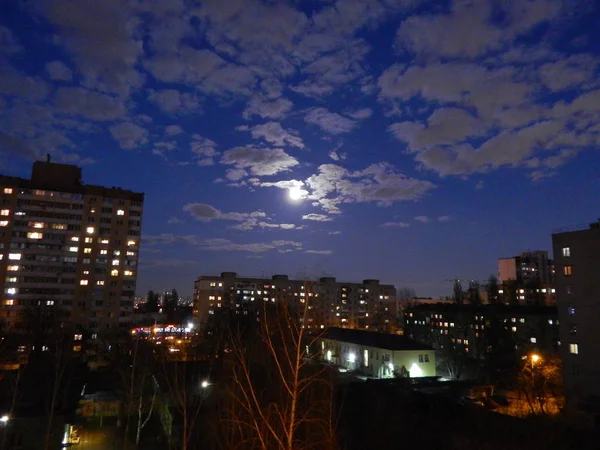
[288,187,302,201]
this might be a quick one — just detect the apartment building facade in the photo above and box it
[404,303,559,360]
[552,220,600,426]
[193,272,398,331]
[498,250,555,305]
[0,161,143,332]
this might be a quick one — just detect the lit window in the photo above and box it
[498,289,503,294]
[73,345,82,352]
[127,240,136,246]
[568,306,576,315]
[74,334,83,341]
[71,236,79,242]
[5,299,14,306]
[210,282,216,287]
[3,188,13,194]
[8,253,21,260]
[7,265,19,271]
[80,280,89,285]
[5,288,16,295]
[46,300,54,306]
[564,266,572,276]
[0,209,9,216]
[117,209,125,216]
[100,239,109,244]
[112,259,120,266]
[86,226,95,234]
[84,248,92,254]
[548,319,553,325]
[124,270,133,276]
[511,327,517,332]
[569,343,578,354]
[111,270,119,276]
[530,337,537,343]
[97,281,104,285]
[100,250,108,255]
[6,277,16,283]
[85,237,93,243]
[126,251,135,256]
[83,270,89,275]
[114,250,121,256]
[562,247,570,257]
[519,289,525,294]
[519,318,525,323]
[27,232,43,239]
[69,247,78,252]
[0,221,8,227]
[32,222,44,228]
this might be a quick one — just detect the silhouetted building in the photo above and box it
[553,219,600,426]
[404,303,559,360]
[0,161,143,332]
[193,272,397,331]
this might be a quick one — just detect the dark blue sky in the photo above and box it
[1,0,599,299]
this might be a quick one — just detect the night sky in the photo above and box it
[1,0,600,299]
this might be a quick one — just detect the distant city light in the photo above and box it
[201,380,209,388]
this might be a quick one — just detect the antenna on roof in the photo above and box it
[46,153,51,163]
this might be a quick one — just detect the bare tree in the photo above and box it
[515,354,563,416]
[452,280,464,305]
[220,294,337,450]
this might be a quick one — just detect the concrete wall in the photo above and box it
[321,338,435,378]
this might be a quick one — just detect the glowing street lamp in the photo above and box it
[200,380,209,389]
[0,415,9,424]
[530,353,541,364]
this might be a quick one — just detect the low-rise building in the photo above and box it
[320,327,435,378]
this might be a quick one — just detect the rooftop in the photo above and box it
[323,327,433,351]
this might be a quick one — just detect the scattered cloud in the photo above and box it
[46,61,72,81]
[148,89,200,113]
[304,107,356,134]
[305,249,333,255]
[437,215,452,222]
[201,238,303,253]
[243,96,293,120]
[414,216,430,223]
[165,125,183,136]
[143,234,199,245]
[382,221,410,228]
[53,87,125,121]
[109,122,148,150]
[302,214,333,222]
[220,146,299,177]
[242,122,304,148]
[167,217,184,225]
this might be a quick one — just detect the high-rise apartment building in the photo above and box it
[498,250,553,284]
[0,161,143,332]
[552,220,600,426]
[193,272,398,331]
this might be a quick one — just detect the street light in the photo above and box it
[200,380,209,389]
[0,415,9,424]
[530,353,541,364]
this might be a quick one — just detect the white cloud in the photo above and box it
[220,146,299,177]
[302,214,333,222]
[438,216,452,222]
[382,221,410,228]
[347,108,373,120]
[148,89,200,113]
[201,238,303,253]
[328,150,347,161]
[46,61,72,81]
[243,96,293,120]
[305,162,435,214]
[305,249,332,255]
[304,107,356,134]
[36,0,144,96]
[54,87,125,121]
[109,122,148,150]
[165,125,183,136]
[190,135,218,165]
[414,216,429,223]
[244,122,304,148]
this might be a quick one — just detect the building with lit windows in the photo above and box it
[404,303,559,360]
[0,160,143,332]
[552,220,600,426]
[320,327,435,379]
[498,251,555,305]
[193,272,398,331]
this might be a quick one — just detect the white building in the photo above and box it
[320,327,435,379]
